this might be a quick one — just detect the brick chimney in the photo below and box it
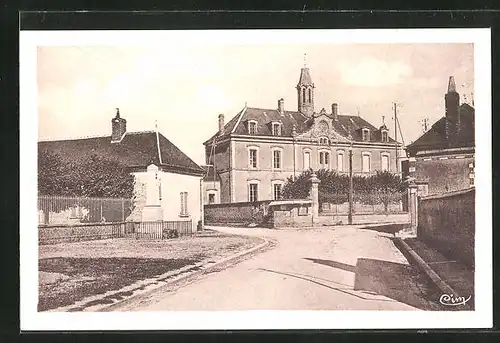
[331,103,338,120]
[218,114,225,136]
[111,108,127,142]
[278,98,285,115]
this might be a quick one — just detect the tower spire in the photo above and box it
[447,76,457,93]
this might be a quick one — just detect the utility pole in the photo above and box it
[348,145,353,225]
[394,103,399,175]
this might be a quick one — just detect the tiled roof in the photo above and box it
[407,104,475,155]
[204,106,397,145]
[39,131,205,176]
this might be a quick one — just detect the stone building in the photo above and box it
[203,65,401,204]
[38,109,205,229]
[404,76,475,196]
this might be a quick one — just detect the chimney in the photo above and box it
[278,98,285,114]
[111,108,127,142]
[331,103,338,120]
[445,76,460,144]
[218,114,225,136]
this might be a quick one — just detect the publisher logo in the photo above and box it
[439,294,471,306]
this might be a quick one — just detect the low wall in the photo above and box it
[204,201,272,225]
[417,188,475,268]
[39,222,126,245]
[318,213,410,226]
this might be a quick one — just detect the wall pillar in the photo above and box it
[309,173,321,225]
[406,177,418,236]
[141,164,163,221]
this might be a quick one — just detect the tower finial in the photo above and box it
[382,115,385,125]
[304,53,307,68]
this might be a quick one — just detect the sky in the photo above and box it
[37,43,474,165]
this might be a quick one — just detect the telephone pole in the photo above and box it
[394,103,399,175]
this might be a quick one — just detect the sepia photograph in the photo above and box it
[20,28,492,330]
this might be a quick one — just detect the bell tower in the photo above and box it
[296,54,315,116]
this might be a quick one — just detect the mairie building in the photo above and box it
[203,65,401,204]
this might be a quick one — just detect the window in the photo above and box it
[248,121,257,135]
[319,151,330,169]
[337,152,344,172]
[273,150,282,169]
[180,192,189,216]
[308,88,312,103]
[249,148,258,168]
[272,123,281,136]
[319,137,329,145]
[362,128,370,142]
[303,151,311,170]
[362,154,371,173]
[273,183,282,200]
[249,183,258,202]
[302,88,306,102]
[208,193,215,204]
[381,154,389,171]
[381,130,388,143]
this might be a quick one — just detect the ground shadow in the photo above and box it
[304,256,446,311]
[358,223,411,235]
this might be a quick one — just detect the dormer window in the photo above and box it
[248,120,258,135]
[362,128,370,142]
[271,122,282,136]
[319,137,329,145]
[381,130,388,143]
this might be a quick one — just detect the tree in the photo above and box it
[38,151,134,198]
[281,169,404,210]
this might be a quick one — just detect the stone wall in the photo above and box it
[39,222,126,245]
[418,188,475,268]
[204,200,272,225]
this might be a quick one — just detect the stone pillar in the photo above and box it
[310,173,320,224]
[407,177,418,237]
[141,164,163,221]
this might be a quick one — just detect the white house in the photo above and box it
[38,109,205,231]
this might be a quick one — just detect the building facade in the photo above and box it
[404,76,475,196]
[203,66,401,203]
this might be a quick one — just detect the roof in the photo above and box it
[407,104,475,155]
[297,67,314,87]
[204,106,397,145]
[39,131,205,176]
[201,165,221,182]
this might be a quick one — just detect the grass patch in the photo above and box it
[38,257,200,311]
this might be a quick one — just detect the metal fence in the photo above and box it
[132,220,193,239]
[38,195,133,225]
[320,191,405,214]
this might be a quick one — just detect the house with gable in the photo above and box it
[38,109,205,230]
[203,64,402,204]
[404,76,475,196]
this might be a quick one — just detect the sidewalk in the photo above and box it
[395,237,474,311]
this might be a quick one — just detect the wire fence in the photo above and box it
[319,191,405,214]
[132,220,193,239]
[38,195,133,225]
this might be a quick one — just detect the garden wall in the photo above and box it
[417,188,475,268]
[204,200,272,225]
[39,222,126,245]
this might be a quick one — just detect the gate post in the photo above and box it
[406,177,418,237]
[310,173,321,225]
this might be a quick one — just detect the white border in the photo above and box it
[21,28,492,330]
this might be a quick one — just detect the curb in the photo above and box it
[394,237,472,311]
[50,236,272,312]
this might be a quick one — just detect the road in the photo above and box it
[120,225,442,311]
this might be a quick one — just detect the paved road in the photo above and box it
[122,226,441,311]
